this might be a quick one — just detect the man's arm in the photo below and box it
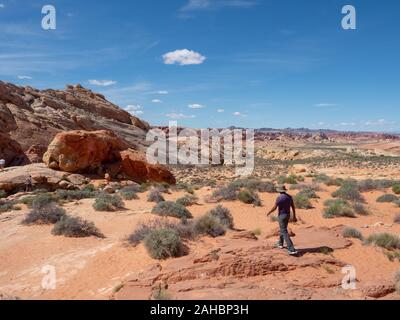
[266,204,278,216]
[291,200,297,222]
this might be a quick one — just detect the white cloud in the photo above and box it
[317,122,325,126]
[0,4,5,9]
[131,110,144,116]
[314,103,337,107]
[88,79,117,87]
[217,109,225,113]
[17,75,32,80]
[233,112,244,116]
[125,104,142,111]
[157,90,169,95]
[365,119,386,126]
[181,0,256,12]
[337,122,356,127]
[163,49,206,66]
[152,99,162,103]
[166,113,196,119]
[188,103,205,109]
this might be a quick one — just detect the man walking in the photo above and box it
[267,185,298,255]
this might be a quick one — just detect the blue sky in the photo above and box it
[1,0,400,131]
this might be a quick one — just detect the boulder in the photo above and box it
[43,130,128,173]
[0,163,86,193]
[362,280,396,298]
[120,150,176,185]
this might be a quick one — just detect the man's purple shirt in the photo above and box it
[276,193,293,215]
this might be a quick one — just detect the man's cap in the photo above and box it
[276,185,288,193]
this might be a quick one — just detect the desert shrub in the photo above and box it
[194,214,226,238]
[22,203,66,225]
[0,201,20,213]
[176,194,198,207]
[211,184,238,201]
[277,174,302,185]
[294,194,313,209]
[332,180,364,202]
[395,270,400,294]
[237,189,262,206]
[29,193,57,209]
[174,183,195,194]
[147,188,165,203]
[257,181,277,193]
[92,193,124,212]
[364,233,400,250]
[56,189,97,201]
[120,189,138,200]
[0,190,6,199]
[207,205,234,229]
[394,214,400,224]
[342,227,363,240]
[143,228,183,259]
[314,174,343,186]
[352,203,370,216]
[269,215,279,222]
[291,183,321,192]
[83,184,96,192]
[297,188,319,199]
[52,215,104,238]
[143,182,170,194]
[323,199,356,218]
[230,178,261,190]
[151,201,192,219]
[392,185,400,195]
[395,200,400,207]
[376,194,399,203]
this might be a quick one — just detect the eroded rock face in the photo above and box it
[0,81,150,154]
[0,132,29,167]
[43,130,128,173]
[120,150,176,184]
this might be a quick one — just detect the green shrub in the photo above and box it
[147,189,165,203]
[22,203,66,225]
[392,185,400,195]
[332,181,364,202]
[52,215,104,238]
[277,174,299,185]
[257,181,277,193]
[342,227,363,240]
[396,200,400,207]
[376,194,399,203]
[323,199,356,218]
[92,193,124,212]
[237,189,262,206]
[120,190,138,200]
[0,201,20,213]
[211,184,238,201]
[151,201,192,219]
[194,214,226,238]
[56,189,97,201]
[176,194,198,207]
[230,178,261,191]
[207,205,234,229]
[0,190,6,199]
[297,188,319,199]
[144,228,183,259]
[313,174,343,186]
[352,203,370,216]
[294,194,313,209]
[31,193,57,209]
[364,233,400,250]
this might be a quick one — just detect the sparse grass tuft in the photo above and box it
[152,286,171,300]
[393,184,400,195]
[376,194,399,203]
[92,193,124,212]
[211,184,238,201]
[364,233,400,250]
[151,201,192,219]
[352,203,370,216]
[0,190,6,199]
[323,199,356,219]
[342,227,363,240]
[56,189,97,201]
[52,216,104,238]
[119,189,139,200]
[144,228,183,259]
[0,200,21,213]
[22,203,66,225]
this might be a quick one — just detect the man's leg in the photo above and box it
[279,214,296,252]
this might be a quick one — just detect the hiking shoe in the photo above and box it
[288,250,298,256]
[274,243,284,249]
